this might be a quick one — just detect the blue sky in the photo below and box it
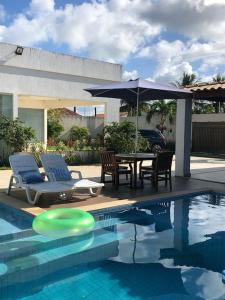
[0,0,225,115]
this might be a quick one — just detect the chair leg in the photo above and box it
[115,172,119,189]
[130,172,133,188]
[7,176,13,195]
[154,174,158,192]
[26,188,40,205]
[169,171,172,191]
[89,187,102,197]
[140,172,144,188]
[101,170,105,183]
[165,172,168,186]
[139,161,143,179]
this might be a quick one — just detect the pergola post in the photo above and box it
[175,98,193,177]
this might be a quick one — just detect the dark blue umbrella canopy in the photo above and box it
[85,78,193,102]
[85,78,193,152]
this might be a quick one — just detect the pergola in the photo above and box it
[180,82,225,177]
[188,81,225,101]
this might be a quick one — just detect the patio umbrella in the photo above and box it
[85,78,193,152]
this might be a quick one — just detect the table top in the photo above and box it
[115,153,156,161]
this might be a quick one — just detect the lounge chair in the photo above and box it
[8,154,72,205]
[40,153,104,196]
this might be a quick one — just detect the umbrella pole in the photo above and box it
[135,88,139,153]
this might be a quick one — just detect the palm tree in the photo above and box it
[212,73,225,83]
[146,100,176,133]
[120,100,149,116]
[175,72,198,87]
[212,73,225,112]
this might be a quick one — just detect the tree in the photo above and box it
[0,115,35,152]
[120,101,149,116]
[146,100,176,132]
[175,72,198,87]
[212,73,225,83]
[47,109,64,140]
[192,102,214,114]
[104,121,149,153]
[70,126,89,141]
[70,126,89,150]
[212,73,225,113]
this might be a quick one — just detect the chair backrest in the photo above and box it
[40,153,71,181]
[100,151,116,171]
[9,154,40,175]
[154,151,173,172]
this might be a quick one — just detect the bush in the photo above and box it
[0,115,36,153]
[70,126,89,150]
[47,109,64,140]
[104,121,149,153]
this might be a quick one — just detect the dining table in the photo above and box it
[115,153,157,188]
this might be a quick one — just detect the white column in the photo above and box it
[12,93,18,119]
[105,99,120,124]
[175,98,192,177]
[43,109,48,147]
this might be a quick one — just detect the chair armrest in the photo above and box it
[70,170,82,180]
[40,172,46,180]
[45,172,57,182]
[12,174,23,185]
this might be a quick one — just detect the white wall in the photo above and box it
[192,113,225,122]
[121,113,176,141]
[122,113,225,143]
[60,114,104,139]
[0,42,122,142]
[18,108,45,141]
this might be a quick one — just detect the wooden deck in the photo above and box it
[1,176,225,216]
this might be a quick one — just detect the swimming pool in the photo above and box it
[1,192,225,299]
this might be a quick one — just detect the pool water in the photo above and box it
[1,192,225,299]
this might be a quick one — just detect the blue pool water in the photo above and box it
[1,192,225,299]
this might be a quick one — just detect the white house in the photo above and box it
[0,42,122,143]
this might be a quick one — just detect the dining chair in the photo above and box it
[140,151,173,191]
[100,151,133,188]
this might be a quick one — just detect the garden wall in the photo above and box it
[60,114,104,140]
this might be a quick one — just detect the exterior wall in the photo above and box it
[122,113,225,143]
[0,42,122,145]
[60,114,104,139]
[18,108,45,141]
[121,113,176,142]
[192,113,225,122]
[0,94,13,118]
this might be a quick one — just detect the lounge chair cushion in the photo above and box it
[49,167,71,181]
[18,170,44,184]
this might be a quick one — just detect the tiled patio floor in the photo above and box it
[1,156,225,216]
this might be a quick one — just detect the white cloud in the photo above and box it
[143,0,225,43]
[138,40,194,83]
[122,70,139,81]
[0,0,161,63]
[0,5,6,22]
[1,0,225,80]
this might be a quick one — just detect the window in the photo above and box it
[0,94,13,118]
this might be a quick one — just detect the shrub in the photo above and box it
[0,115,36,153]
[104,121,149,153]
[47,109,64,140]
[70,126,89,141]
[70,126,89,150]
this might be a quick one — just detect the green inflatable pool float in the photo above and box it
[32,208,95,238]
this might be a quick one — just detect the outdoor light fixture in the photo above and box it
[15,46,23,55]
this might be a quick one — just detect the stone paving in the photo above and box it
[0,156,225,215]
